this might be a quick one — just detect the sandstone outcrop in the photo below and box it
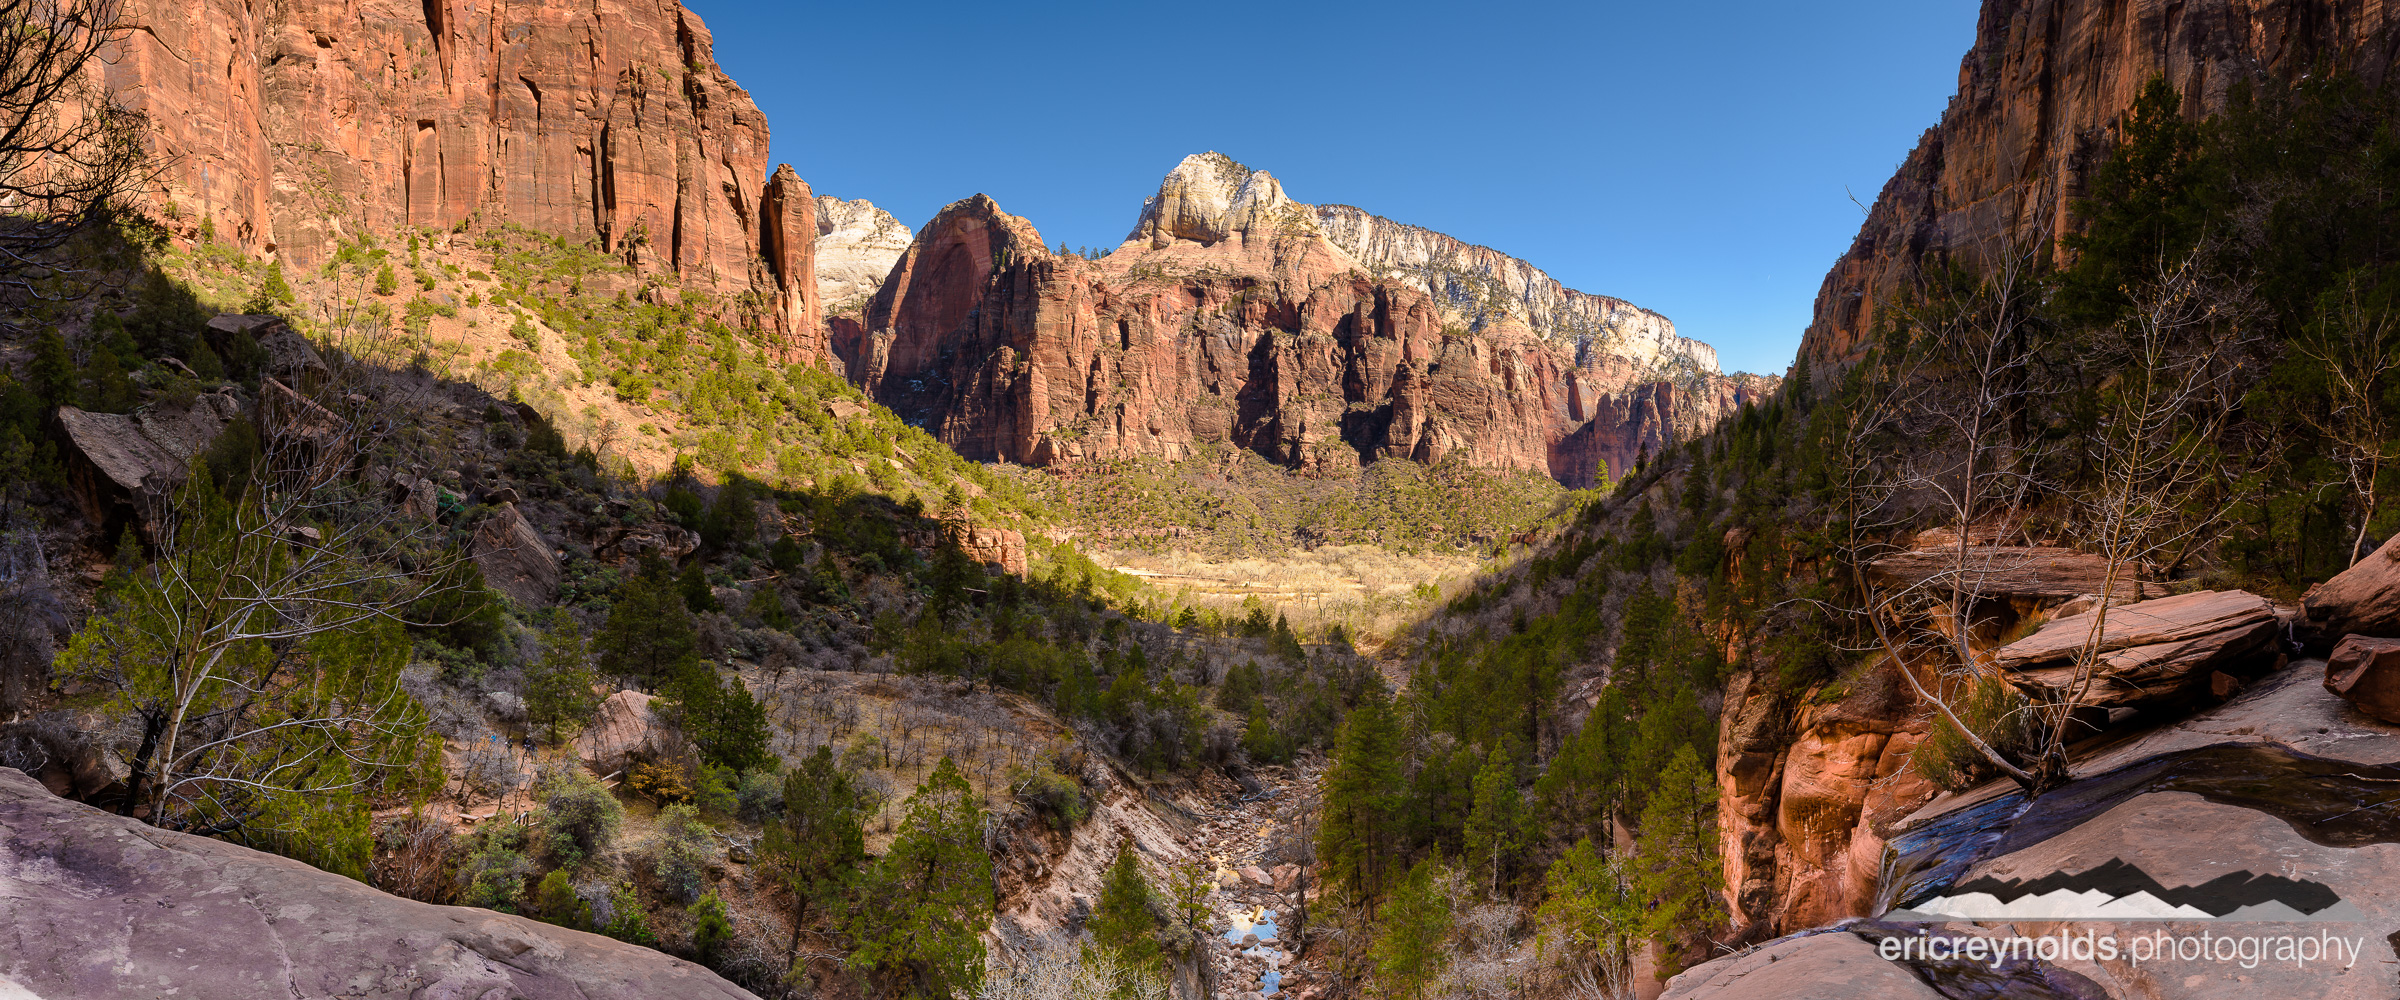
[57,392,244,538]
[846,155,1774,487]
[98,0,825,361]
[471,501,560,606]
[2324,634,2400,724]
[1991,589,2276,670]
[0,766,757,999]
[576,690,660,772]
[2304,532,2400,642]
[1798,1,2400,370]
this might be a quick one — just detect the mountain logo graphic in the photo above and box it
[1884,859,2365,922]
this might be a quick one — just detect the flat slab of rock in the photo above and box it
[2012,615,2281,708]
[1992,589,2275,671]
[0,767,755,1000]
[1659,929,1946,1000]
[2324,635,2400,724]
[1866,545,2168,601]
[2307,532,2400,641]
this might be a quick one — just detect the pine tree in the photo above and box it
[688,892,733,964]
[661,661,770,771]
[525,613,601,744]
[1463,747,1524,897]
[677,561,720,613]
[851,757,993,999]
[1090,843,1162,972]
[1633,745,1723,946]
[763,745,869,955]
[594,565,699,683]
[28,331,74,406]
[1371,858,1453,1000]
[1318,690,1402,905]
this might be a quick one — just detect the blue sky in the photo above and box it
[686,1,1981,376]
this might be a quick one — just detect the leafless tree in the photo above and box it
[59,313,481,836]
[1840,239,2063,791]
[2288,276,2400,565]
[2039,246,2254,765]
[0,0,149,298]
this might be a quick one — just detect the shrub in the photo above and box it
[688,892,733,963]
[1011,766,1087,833]
[628,759,692,804]
[541,768,624,867]
[603,884,655,945]
[1912,675,2038,792]
[650,803,715,903]
[458,825,535,911]
[374,264,398,296]
[535,869,590,929]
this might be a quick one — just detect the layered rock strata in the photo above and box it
[847,154,1771,486]
[96,0,827,363]
[1799,0,2400,369]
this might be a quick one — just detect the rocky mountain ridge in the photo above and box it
[840,154,1771,487]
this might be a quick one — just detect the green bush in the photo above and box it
[1912,674,2039,792]
[540,769,624,867]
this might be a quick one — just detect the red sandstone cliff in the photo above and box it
[1799,0,2400,369]
[848,155,1772,487]
[95,0,824,362]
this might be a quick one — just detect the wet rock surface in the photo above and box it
[0,767,756,999]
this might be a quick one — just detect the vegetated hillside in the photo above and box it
[1286,67,2400,1000]
[0,212,1409,999]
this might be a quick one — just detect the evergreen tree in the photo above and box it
[660,661,771,771]
[27,331,74,406]
[1633,745,1723,946]
[1371,858,1453,1000]
[688,892,733,964]
[677,561,719,613]
[851,757,994,999]
[1318,690,1402,905]
[1463,747,1524,897]
[1090,843,1162,972]
[763,745,869,955]
[594,565,699,683]
[525,612,601,744]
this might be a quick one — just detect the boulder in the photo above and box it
[1996,590,2279,709]
[56,393,243,538]
[2304,531,2400,641]
[949,522,1028,576]
[597,522,702,566]
[1991,590,2276,671]
[471,502,560,607]
[401,477,441,521]
[576,691,659,773]
[2323,635,2400,724]
[0,766,757,1000]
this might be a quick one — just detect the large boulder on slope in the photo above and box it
[2305,532,2400,642]
[472,501,560,606]
[0,767,755,1000]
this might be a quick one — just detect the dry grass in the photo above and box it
[1095,543,1478,649]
